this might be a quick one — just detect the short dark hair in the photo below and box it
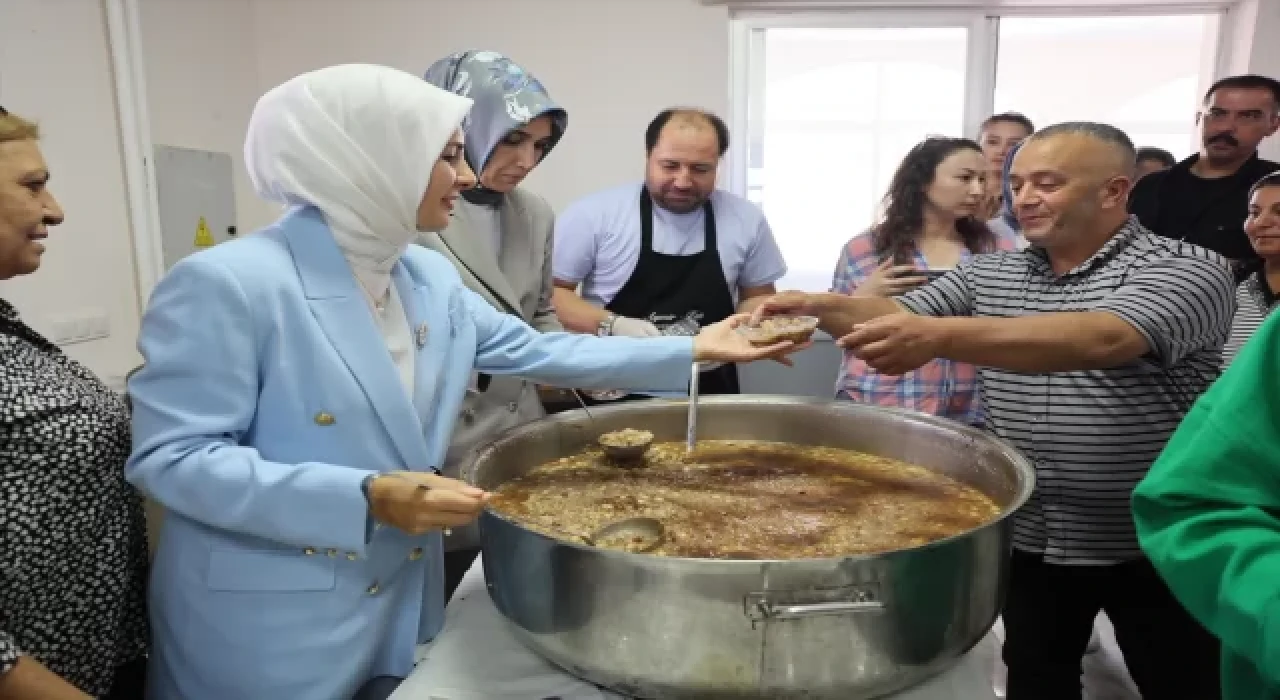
[1028,121,1136,165]
[1135,147,1176,168]
[1249,171,1280,200]
[645,108,729,156]
[980,112,1035,136]
[1204,74,1280,109]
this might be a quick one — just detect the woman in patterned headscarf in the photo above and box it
[421,51,570,598]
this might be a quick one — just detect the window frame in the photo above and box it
[725,4,1232,200]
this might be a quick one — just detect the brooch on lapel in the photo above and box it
[314,412,336,426]
[415,322,429,349]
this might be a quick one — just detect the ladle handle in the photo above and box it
[569,389,595,422]
[686,362,700,453]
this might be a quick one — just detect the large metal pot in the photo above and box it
[462,396,1034,699]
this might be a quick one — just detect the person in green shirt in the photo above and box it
[1133,309,1280,700]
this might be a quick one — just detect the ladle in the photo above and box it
[686,361,700,454]
[585,516,665,554]
[597,436,653,462]
[571,389,657,463]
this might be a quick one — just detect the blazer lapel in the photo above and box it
[432,203,523,315]
[281,208,430,468]
[391,266,442,442]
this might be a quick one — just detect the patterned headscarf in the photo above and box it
[423,50,567,180]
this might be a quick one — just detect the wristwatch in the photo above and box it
[596,313,617,337]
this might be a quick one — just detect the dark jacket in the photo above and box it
[1128,152,1279,267]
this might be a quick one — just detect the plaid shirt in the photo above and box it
[830,232,1016,426]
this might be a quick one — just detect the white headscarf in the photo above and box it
[244,63,473,302]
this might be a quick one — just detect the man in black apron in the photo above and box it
[585,187,740,404]
[551,108,788,405]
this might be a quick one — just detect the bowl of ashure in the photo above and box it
[596,427,655,462]
[738,315,821,347]
[462,396,1034,700]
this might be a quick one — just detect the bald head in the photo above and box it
[1009,121,1136,255]
[670,110,713,129]
[645,108,728,156]
[1020,122,1137,181]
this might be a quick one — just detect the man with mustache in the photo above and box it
[551,108,787,402]
[1129,74,1280,267]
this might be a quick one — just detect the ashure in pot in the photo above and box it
[488,439,1003,560]
[463,397,1034,700]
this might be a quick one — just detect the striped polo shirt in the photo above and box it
[897,217,1235,565]
[1223,270,1278,367]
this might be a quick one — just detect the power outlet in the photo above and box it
[50,309,111,346]
[86,314,110,339]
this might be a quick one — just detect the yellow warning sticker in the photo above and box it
[194,216,215,248]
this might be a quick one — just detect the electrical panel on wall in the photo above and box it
[153,145,238,271]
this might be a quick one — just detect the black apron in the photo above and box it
[588,187,740,404]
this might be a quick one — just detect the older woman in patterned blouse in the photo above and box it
[0,107,149,699]
[1224,172,1280,366]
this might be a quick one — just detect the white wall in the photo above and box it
[139,0,279,235]
[146,0,732,231]
[1222,0,1280,161]
[247,0,731,213]
[4,0,1280,380]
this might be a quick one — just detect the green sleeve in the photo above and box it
[1134,311,1280,688]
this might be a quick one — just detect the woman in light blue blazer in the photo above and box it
[125,64,795,700]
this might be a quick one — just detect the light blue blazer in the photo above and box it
[126,206,693,700]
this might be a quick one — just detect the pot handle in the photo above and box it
[745,588,884,621]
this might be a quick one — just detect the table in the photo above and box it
[391,558,1001,700]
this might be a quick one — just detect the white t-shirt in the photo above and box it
[552,183,788,306]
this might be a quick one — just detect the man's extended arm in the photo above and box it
[749,291,904,337]
[931,312,1150,372]
[842,253,1235,375]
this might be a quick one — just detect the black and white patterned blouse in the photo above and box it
[0,298,149,696]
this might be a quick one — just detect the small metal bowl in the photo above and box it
[738,315,820,347]
[597,429,654,463]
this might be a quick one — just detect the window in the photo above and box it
[731,9,1223,293]
[994,15,1219,161]
[742,26,971,293]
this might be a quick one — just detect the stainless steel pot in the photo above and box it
[462,396,1034,699]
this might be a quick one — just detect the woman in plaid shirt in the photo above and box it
[831,137,1016,426]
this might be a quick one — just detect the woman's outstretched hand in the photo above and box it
[692,313,809,367]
